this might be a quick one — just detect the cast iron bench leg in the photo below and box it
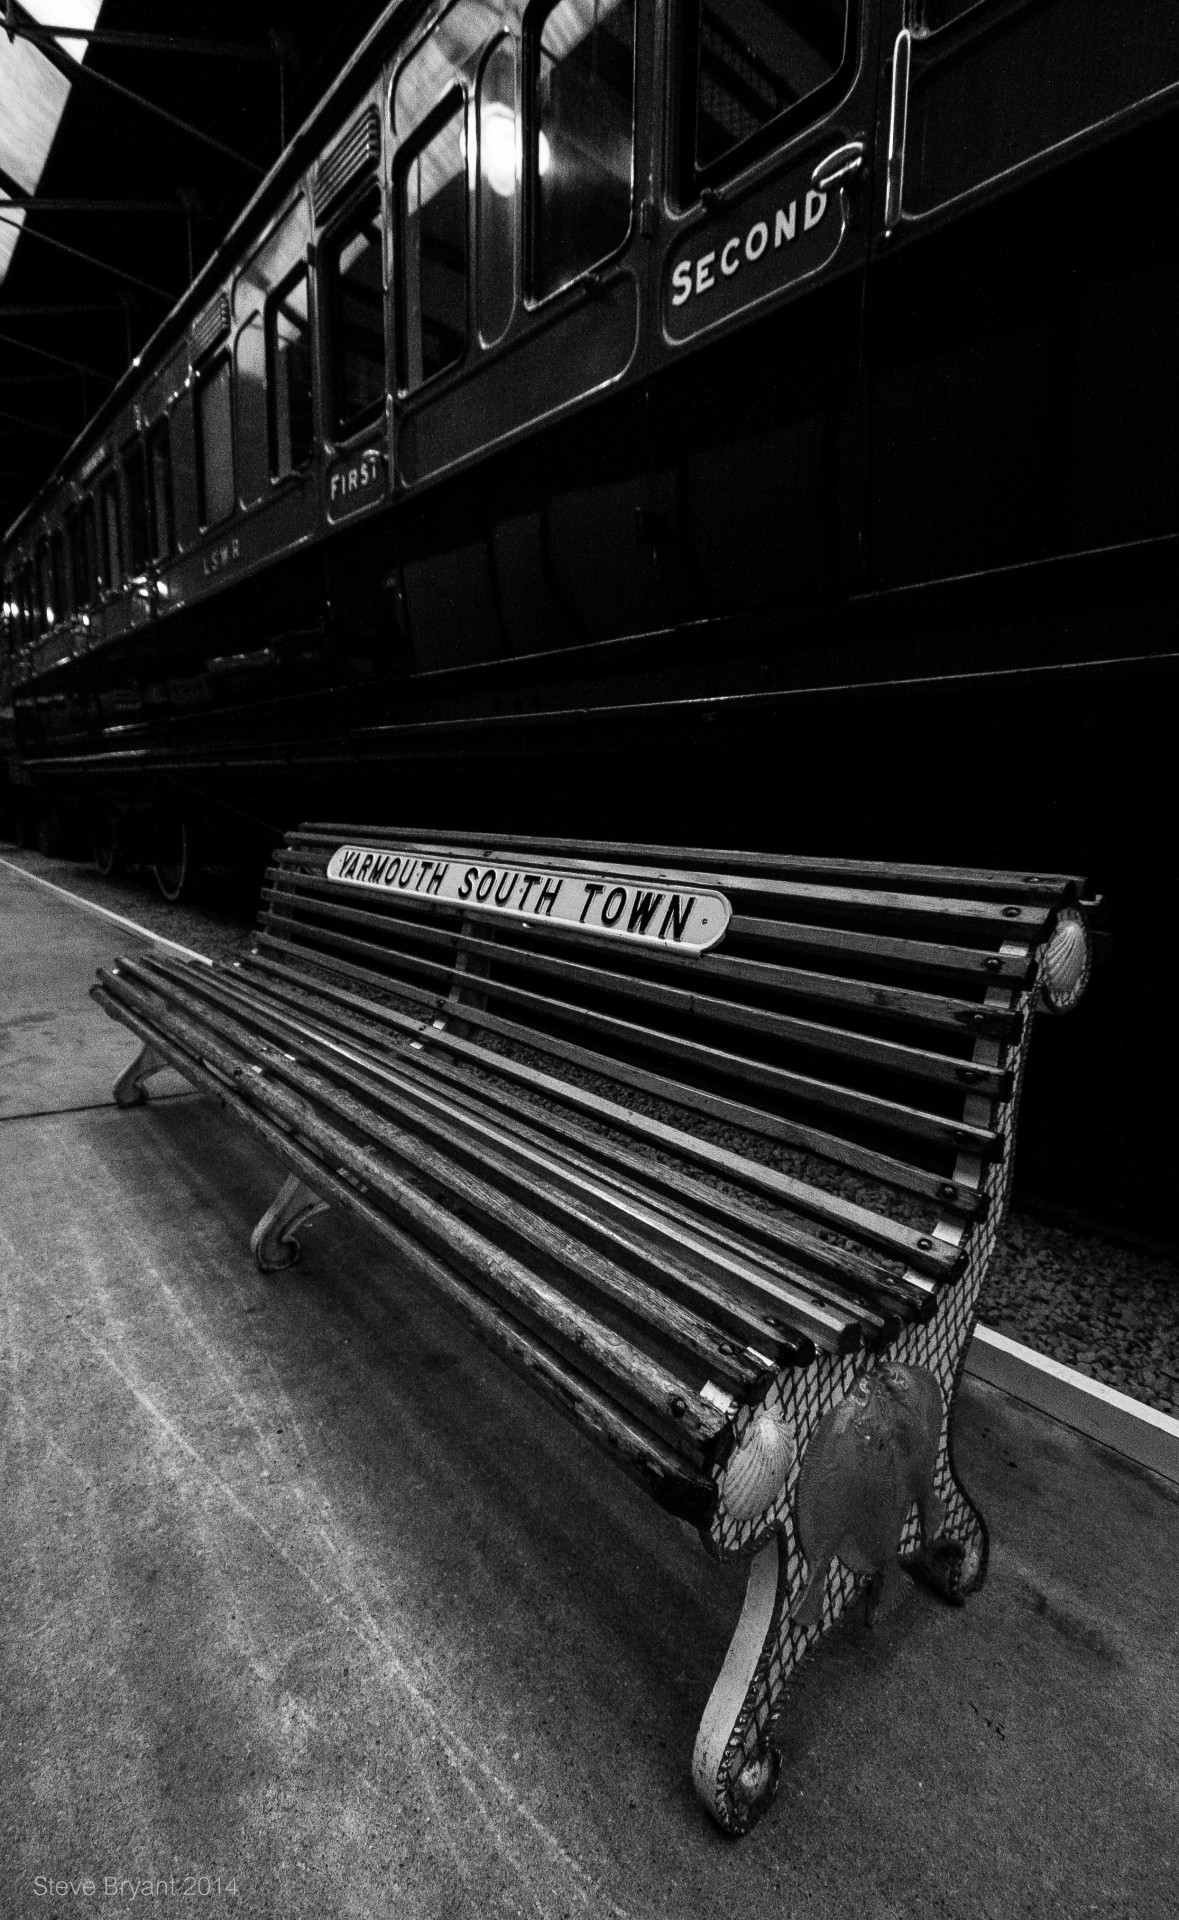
[693,1537,784,1835]
[251,1173,330,1272]
[694,1265,993,1835]
[112,1040,170,1107]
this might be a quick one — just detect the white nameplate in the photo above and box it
[325,845,731,954]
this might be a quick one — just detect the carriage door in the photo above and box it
[233,196,319,610]
[649,0,880,628]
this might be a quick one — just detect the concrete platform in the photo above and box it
[0,859,193,1118]
[2,865,1177,1919]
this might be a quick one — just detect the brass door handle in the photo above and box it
[811,141,866,191]
[885,29,912,230]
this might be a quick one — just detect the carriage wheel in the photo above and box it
[152,819,198,903]
[92,810,122,878]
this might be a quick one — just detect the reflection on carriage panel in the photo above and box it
[531,0,636,299]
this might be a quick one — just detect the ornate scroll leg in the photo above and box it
[904,1429,989,1605]
[250,1174,330,1273]
[113,1040,170,1107]
[693,1536,785,1836]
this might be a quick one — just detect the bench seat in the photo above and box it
[92,825,1094,1834]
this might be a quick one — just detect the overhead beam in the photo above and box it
[0,196,185,215]
[0,303,125,316]
[11,14,266,175]
[0,213,174,301]
[0,326,111,381]
[5,24,280,60]
[0,405,72,436]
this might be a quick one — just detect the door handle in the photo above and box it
[811,141,865,191]
[885,29,912,231]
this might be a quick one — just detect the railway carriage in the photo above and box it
[2,0,1177,1230]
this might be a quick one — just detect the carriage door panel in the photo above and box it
[506,0,657,648]
[868,0,1179,586]
[391,3,509,671]
[649,0,878,628]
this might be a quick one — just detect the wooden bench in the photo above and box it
[91,825,1095,1835]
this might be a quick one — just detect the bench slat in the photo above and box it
[377,1051,929,1328]
[427,986,1000,1157]
[260,877,1011,1094]
[732,914,1032,982]
[133,954,851,1368]
[93,982,718,1521]
[137,953,876,1358]
[271,847,1040,978]
[101,961,730,1461]
[279,832,1059,931]
[290,826,1083,902]
[261,898,1005,1147]
[253,922,993,1198]
[412,1054,938,1316]
[264,867,1024,1038]
[266,865,1036,987]
[240,946,969,1270]
[212,951,940,1319]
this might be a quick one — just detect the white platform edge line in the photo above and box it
[967,1323,1179,1486]
[0,855,213,966]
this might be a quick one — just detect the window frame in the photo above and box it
[20,565,35,649]
[66,505,88,612]
[120,434,152,575]
[523,0,639,304]
[146,418,175,562]
[476,33,519,349]
[322,185,388,442]
[672,0,860,205]
[193,350,236,532]
[97,467,125,592]
[395,86,472,395]
[49,526,68,626]
[265,259,316,479]
[80,496,101,600]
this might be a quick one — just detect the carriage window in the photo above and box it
[267,265,314,475]
[530,0,636,300]
[67,507,88,608]
[399,96,468,390]
[72,497,100,601]
[235,315,269,506]
[479,37,517,345]
[50,528,68,622]
[394,0,501,128]
[148,422,175,560]
[195,355,235,527]
[687,0,851,182]
[35,539,51,630]
[326,197,385,435]
[21,566,36,645]
[122,439,150,572]
[235,197,311,325]
[99,473,123,587]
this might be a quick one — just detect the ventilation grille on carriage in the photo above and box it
[190,292,230,363]
[314,106,381,219]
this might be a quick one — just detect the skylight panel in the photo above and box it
[0,3,104,286]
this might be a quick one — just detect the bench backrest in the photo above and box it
[248,827,1090,1347]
